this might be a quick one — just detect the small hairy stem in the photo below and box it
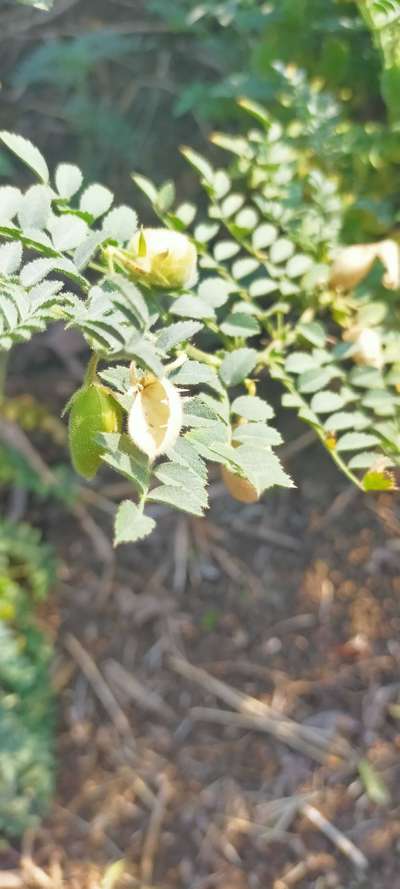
[317,431,365,491]
[273,366,365,492]
[244,378,257,396]
[185,344,221,367]
[84,353,100,386]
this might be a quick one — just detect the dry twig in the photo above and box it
[104,659,175,721]
[229,518,301,552]
[0,874,24,889]
[140,776,172,885]
[172,517,190,593]
[301,802,368,870]
[64,634,133,740]
[274,852,335,888]
[72,501,114,564]
[20,859,54,889]
[0,417,55,486]
[169,655,352,763]
[190,707,329,763]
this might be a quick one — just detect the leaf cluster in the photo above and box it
[0,520,56,837]
[0,105,399,546]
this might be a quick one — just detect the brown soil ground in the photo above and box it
[1,3,400,882]
[2,355,400,889]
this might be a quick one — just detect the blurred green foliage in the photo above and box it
[0,520,56,837]
[0,0,399,240]
[14,1,53,8]
[0,394,78,504]
[356,0,400,125]
[0,0,391,196]
[150,0,380,119]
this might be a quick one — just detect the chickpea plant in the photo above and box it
[1,105,399,545]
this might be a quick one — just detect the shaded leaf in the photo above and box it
[73,231,105,270]
[181,146,214,182]
[0,241,23,274]
[298,321,326,348]
[231,257,259,279]
[232,423,282,446]
[114,501,155,545]
[324,411,370,432]
[0,132,49,183]
[269,238,294,264]
[80,184,113,218]
[220,312,260,338]
[157,181,175,212]
[148,483,207,516]
[198,277,232,307]
[249,277,277,297]
[0,186,22,221]
[285,352,318,374]
[132,174,158,203]
[252,223,278,250]
[102,206,138,242]
[99,433,151,494]
[49,215,89,251]
[231,394,274,421]
[166,437,207,481]
[350,366,385,389]
[55,164,83,199]
[221,193,245,218]
[18,185,52,230]
[219,348,257,386]
[171,294,215,320]
[311,391,345,414]
[286,254,313,278]
[214,240,241,261]
[157,320,202,351]
[298,365,340,393]
[170,360,222,392]
[336,432,379,452]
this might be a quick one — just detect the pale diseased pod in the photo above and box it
[128,227,198,290]
[375,240,400,290]
[128,372,183,461]
[330,239,400,291]
[344,326,384,369]
[221,466,260,503]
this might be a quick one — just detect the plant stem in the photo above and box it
[321,438,365,491]
[185,344,221,367]
[272,364,365,492]
[84,353,100,386]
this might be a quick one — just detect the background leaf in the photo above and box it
[0,132,49,183]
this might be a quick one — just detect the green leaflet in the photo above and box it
[114,501,155,545]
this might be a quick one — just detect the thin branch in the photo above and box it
[301,803,368,870]
[140,776,172,885]
[168,655,353,763]
[190,707,330,763]
[0,874,24,889]
[64,634,134,741]
[104,659,175,721]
